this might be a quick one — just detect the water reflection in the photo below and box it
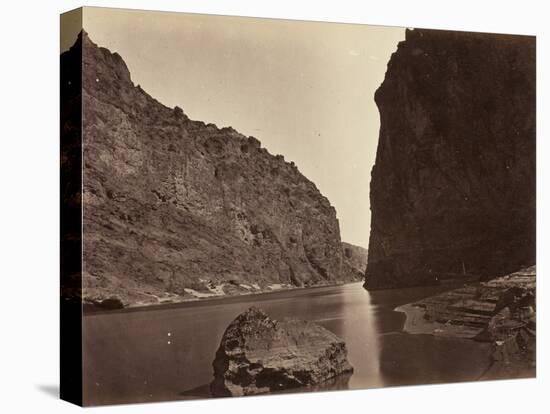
[377,333,491,387]
[367,284,493,387]
[83,282,491,406]
[339,284,383,389]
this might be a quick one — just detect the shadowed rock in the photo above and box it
[366,29,535,289]
[97,297,124,310]
[210,307,353,397]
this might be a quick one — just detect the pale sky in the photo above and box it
[61,7,405,248]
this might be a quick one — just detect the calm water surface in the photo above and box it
[83,282,491,405]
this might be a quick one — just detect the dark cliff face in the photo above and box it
[365,29,536,290]
[63,32,357,305]
[61,32,83,300]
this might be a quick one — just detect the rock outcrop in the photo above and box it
[365,29,536,289]
[342,242,368,277]
[61,32,359,306]
[397,267,536,378]
[210,307,353,397]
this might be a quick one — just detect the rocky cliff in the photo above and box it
[365,29,536,289]
[62,32,359,306]
[342,242,368,276]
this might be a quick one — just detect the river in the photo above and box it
[83,282,492,405]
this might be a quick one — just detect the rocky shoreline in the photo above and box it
[83,280,363,313]
[68,32,368,308]
[396,266,536,380]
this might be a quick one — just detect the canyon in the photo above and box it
[62,31,364,307]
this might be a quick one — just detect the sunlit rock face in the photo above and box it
[342,242,368,277]
[61,32,359,306]
[365,28,536,290]
[211,307,353,397]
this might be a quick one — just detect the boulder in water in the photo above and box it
[210,307,353,397]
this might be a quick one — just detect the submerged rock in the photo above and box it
[210,307,353,397]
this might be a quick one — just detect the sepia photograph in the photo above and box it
[2,0,550,413]
[58,6,537,407]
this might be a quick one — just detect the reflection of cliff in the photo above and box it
[62,31,360,307]
[378,332,492,386]
[366,28,536,290]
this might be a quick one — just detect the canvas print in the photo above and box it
[60,7,536,407]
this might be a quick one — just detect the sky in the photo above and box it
[61,7,405,249]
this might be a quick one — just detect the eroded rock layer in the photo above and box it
[61,32,359,306]
[211,307,353,397]
[366,29,536,289]
[397,267,536,378]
